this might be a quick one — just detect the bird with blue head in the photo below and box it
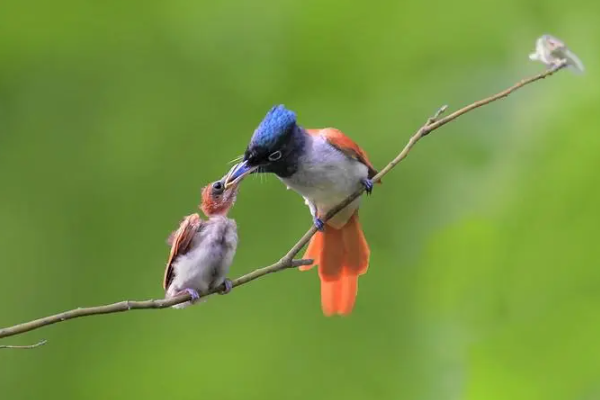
[234,105,306,179]
[225,104,379,316]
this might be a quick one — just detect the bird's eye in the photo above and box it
[268,151,282,162]
[212,181,224,194]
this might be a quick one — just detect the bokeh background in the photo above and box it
[1,0,599,399]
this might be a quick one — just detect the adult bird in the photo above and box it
[224,105,378,316]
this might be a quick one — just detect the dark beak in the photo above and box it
[224,160,258,189]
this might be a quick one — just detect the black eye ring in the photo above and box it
[268,151,282,162]
[212,181,224,192]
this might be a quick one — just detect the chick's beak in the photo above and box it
[224,160,258,189]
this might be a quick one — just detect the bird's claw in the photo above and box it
[183,288,200,301]
[361,178,374,195]
[313,217,325,231]
[219,278,233,295]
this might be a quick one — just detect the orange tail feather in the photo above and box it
[319,226,344,280]
[311,213,369,316]
[338,275,358,315]
[300,231,322,271]
[341,214,370,275]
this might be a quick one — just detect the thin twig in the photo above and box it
[0,62,567,344]
[0,339,47,349]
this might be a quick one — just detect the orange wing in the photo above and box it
[162,213,203,290]
[307,128,378,179]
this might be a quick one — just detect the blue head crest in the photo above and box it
[251,105,297,147]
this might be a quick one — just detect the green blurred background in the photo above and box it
[1,0,599,399]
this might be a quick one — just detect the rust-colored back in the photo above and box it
[307,128,379,179]
[162,214,202,290]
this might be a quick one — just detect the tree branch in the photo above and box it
[0,61,567,345]
[0,258,311,340]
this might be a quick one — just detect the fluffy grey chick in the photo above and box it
[163,176,239,308]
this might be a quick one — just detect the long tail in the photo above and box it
[302,213,369,316]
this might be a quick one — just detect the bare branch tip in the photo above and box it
[428,105,448,123]
[0,339,47,350]
[436,105,449,117]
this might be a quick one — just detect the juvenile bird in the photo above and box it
[225,105,378,316]
[529,34,585,74]
[163,175,239,308]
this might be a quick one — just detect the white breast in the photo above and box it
[280,134,368,227]
[166,216,237,307]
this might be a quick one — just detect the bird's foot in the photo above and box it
[361,178,374,195]
[182,288,200,301]
[313,217,325,231]
[219,279,233,295]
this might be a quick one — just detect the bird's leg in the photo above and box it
[219,278,233,295]
[177,288,200,302]
[305,197,324,231]
[361,178,374,195]
[313,216,325,231]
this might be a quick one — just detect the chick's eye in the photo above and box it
[268,151,282,162]
[212,181,224,193]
